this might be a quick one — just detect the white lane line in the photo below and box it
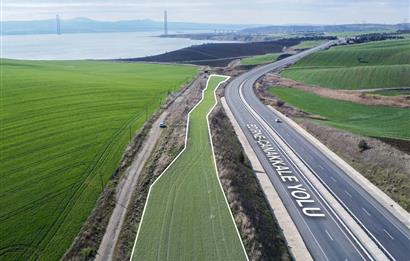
[383,229,394,240]
[318,165,324,170]
[325,229,334,241]
[362,208,371,217]
[330,177,337,183]
[239,80,371,261]
[344,190,352,198]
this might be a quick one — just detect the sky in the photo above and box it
[2,0,409,24]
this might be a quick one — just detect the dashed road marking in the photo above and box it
[383,229,394,240]
[325,229,334,241]
[344,190,352,198]
[362,208,371,217]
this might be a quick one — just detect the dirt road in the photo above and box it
[95,111,168,261]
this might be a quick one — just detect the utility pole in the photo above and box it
[56,14,61,35]
[164,11,168,36]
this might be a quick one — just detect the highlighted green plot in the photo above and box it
[132,75,247,261]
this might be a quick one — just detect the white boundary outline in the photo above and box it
[129,74,249,261]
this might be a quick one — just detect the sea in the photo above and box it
[1,31,227,60]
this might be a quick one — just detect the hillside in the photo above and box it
[281,39,410,89]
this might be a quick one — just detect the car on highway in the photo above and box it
[275,118,281,123]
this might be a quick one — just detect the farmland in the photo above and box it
[269,87,410,140]
[131,75,247,261]
[281,39,410,90]
[241,53,280,65]
[0,59,197,260]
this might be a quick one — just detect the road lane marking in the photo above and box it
[345,190,352,198]
[318,165,324,170]
[330,177,337,183]
[325,229,334,241]
[362,208,371,217]
[383,229,394,240]
[238,79,372,261]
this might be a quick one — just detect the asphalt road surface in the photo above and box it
[225,42,410,261]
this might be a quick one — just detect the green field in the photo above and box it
[282,39,410,89]
[132,75,247,261]
[324,30,396,38]
[241,53,280,65]
[0,59,197,260]
[292,40,326,49]
[269,87,410,140]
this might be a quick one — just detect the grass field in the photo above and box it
[324,30,396,38]
[269,87,410,140]
[132,75,247,261]
[281,39,410,89]
[0,59,197,260]
[241,53,280,65]
[292,40,326,49]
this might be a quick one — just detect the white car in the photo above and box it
[275,118,281,123]
[159,122,167,128]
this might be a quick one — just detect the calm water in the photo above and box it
[1,31,226,60]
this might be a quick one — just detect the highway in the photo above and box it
[225,42,410,261]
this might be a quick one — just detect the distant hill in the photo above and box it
[241,23,410,34]
[1,17,254,35]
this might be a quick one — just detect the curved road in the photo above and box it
[225,42,410,261]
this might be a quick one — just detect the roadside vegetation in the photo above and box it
[210,104,291,260]
[281,38,410,90]
[269,87,410,140]
[241,53,280,65]
[370,89,410,96]
[132,75,247,261]
[292,40,325,49]
[0,59,197,260]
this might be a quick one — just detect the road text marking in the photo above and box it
[247,123,325,218]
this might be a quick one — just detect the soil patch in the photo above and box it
[120,39,301,67]
[260,74,410,108]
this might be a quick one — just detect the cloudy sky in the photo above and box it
[2,0,409,24]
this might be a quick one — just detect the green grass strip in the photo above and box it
[241,53,280,65]
[131,75,247,261]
